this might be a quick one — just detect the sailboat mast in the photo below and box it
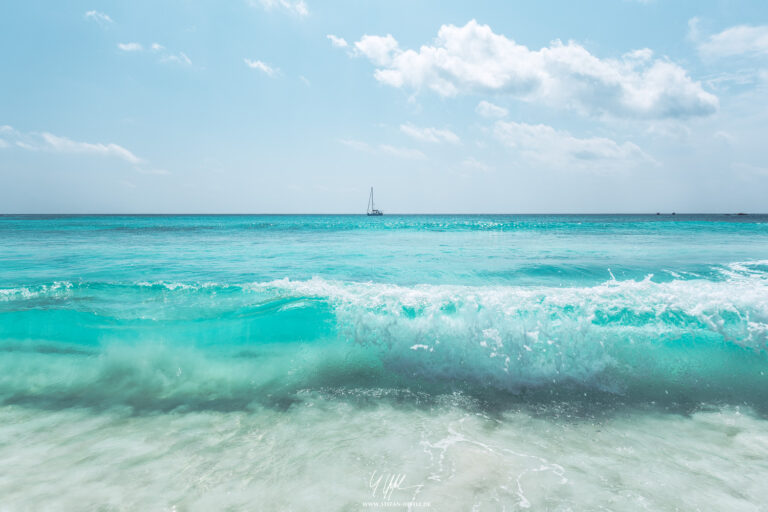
[366,186,383,215]
[367,187,373,213]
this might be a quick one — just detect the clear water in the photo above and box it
[2,214,768,510]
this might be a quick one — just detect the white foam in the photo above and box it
[2,263,767,394]
[0,402,766,510]
[248,269,768,391]
[0,281,73,301]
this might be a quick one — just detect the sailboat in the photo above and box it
[366,187,383,216]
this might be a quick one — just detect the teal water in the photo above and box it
[2,214,768,509]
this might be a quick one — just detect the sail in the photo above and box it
[367,187,383,216]
[367,187,373,214]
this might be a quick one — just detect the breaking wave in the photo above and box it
[1,261,767,412]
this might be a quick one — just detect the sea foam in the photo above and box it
[1,264,767,410]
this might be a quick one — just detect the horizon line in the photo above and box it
[0,212,762,216]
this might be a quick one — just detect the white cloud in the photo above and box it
[122,42,189,65]
[353,20,718,119]
[1,126,142,165]
[461,157,493,172]
[84,10,113,24]
[118,42,143,52]
[38,133,142,164]
[687,17,701,43]
[354,34,399,66]
[327,34,348,48]
[400,123,460,144]
[252,0,308,17]
[339,138,370,151]
[379,144,426,160]
[339,139,425,160]
[475,100,508,118]
[0,125,11,147]
[697,24,768,58]
[244,58,277,76]
[162,52,192,66]
[701,70,762,91]
[494,121,655,169]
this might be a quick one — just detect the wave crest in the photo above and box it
[1,264,767,409]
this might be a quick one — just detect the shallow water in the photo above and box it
[1,214,767,510]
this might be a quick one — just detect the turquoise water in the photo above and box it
[2,214,768,509]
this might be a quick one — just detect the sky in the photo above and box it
[1,0,768,213]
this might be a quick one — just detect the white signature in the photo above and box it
[369,471,420,500]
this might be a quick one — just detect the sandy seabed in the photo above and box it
[2,395,767,511]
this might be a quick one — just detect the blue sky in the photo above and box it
[1,0,767,213]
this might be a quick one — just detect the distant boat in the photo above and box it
[366,187,383,216]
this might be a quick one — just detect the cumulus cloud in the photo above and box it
[494,121,655,169]
[697,23,768,58]
[244,58,277,76]
[352,20,718,119]
[84,10,113,24]
[327,34,348,48]
[252,0,308,17]
[400,123,460,144]
[354,34,399,66]
[118,42,143,52]
[1,126,142,164]
[475,100,508,118]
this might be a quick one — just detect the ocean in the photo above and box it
[1,214,767,510]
